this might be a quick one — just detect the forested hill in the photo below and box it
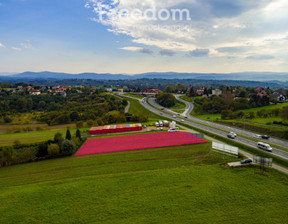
[0,71,288,82]
[6,78,287,89]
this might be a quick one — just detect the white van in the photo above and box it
[257,142,273,152]
[155,122,159,127]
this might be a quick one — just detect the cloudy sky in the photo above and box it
[1,0,288,74]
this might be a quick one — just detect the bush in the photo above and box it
[4,116,12,123]
[71,136,81,146]
[76,121,84,128]
[0,147,16,167]
[48,144,60,155]
[86,120,94,127]
[36,126,45,131]
[36,142,48,158]
[22,126,33,132]
[61,140,76,154]
[96,118,104,126]
[17,148,35,164]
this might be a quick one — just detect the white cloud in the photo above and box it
[0,42,5,48]
[11,47,22,51]
[21,40,32,49]
[121,46,154,54]
[87,0,288,61]
[120,46,143,51]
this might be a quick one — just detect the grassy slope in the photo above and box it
[123,96,163,121]
[1,143,288,223]
[123,93,145,99]
[195,103,288,122]
[0,128,88,147]
[169,100,186,110]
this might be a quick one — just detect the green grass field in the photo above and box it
[195,103,288,124]
[0,128,88,147]
[169,99,186,110]
[123,93,145,99]
[1,142,288,223]
[123,96,163,121]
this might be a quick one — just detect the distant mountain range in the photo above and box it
[1,71,287,82]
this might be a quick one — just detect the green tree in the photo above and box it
[86,120,94,127]
[54,132,64,145]
[156,93,176,108]
[48,144,60,155]
[61,140,76,154]
[104,111,126,124]
[65,129,71,140]
[188,87,196,97]
[76,129,82,141]
[221,110,233,120]
[70,111,79,121]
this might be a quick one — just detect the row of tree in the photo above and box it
[194,94,273,115]
[0,129,84,167]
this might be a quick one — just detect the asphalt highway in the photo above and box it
[123,94,288,161]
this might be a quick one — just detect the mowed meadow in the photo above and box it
[1,143,288,223]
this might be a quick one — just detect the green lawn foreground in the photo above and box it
[1,142,288,224]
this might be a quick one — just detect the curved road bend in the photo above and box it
[122,94,288,161]
[174,95,288,149]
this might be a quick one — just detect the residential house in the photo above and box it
[29,90,41,95]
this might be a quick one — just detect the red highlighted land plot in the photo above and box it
[75,132,207,156]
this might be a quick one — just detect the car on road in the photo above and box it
[161,108,165,110]
[240,159,253,164]
[261,135,270,140]
[180,119,184,122]
[254,134,262,139]
[177,113,180,115]
[168,127,179,132]
[227,132,237,139]
[173,115,176,118]
[184,116,188,118]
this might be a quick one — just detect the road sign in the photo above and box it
[253,156,273,167]
[212,142,238,156]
